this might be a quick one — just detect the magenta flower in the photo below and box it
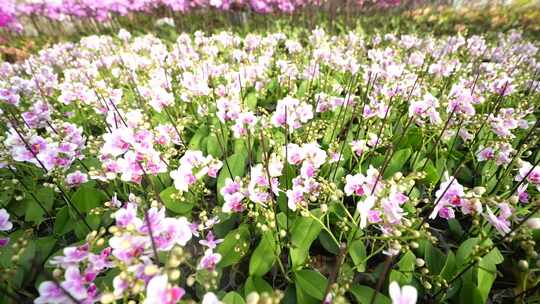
[430,173,465,220]
[476,147,494,162]
[65,170,88,187]
[35,281,70,304]
[486,203,512,235]
[272,96,313,132]
[344,173,366,196]
[60,267,88,300]
[516,161,540,191]
[144,274,185,304]
[199,249,222,271]
[50,244,89,268]
[199,231,223,249]
[0,208,13,231]
[155,217,193,251]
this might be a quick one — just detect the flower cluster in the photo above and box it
[0,27,538,304]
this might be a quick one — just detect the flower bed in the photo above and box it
[0,27,539,303]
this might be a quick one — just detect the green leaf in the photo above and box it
[477,248,503,302]
[383,148,411,178]
[439,251,456,281]
[245,92,258,110]
[402,127,423,149]
[249,232,276,276]
[282,286,298,304]
[448,219,464,238]
[459,269,483,304]
[349,239,367,272]
[244,276,273,296]
[424,160,439,184]
[295,285,319,304]
[24,187,54,225]
[53,206,74,235]
[349,285,391,304]
[319,230,340,254]
[188,125,209,150]
[222,292,246,304]
[71,185,107,212]
[297,80,309,97]
[389,250,416,285]
[33,237,57,264]
[425,243,446,275]
[160,187,194,214]
[217,224,250,267]
[295,269,328,300]
[456,238,479,268]
[206,134,223,158]
[290,216,322,268]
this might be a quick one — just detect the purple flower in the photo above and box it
[198,249,222,271]
[199,231,223,249]
[144,274,185,304]
[430,173,465,220]
[485,203,512,235]
[476,147,494,162]
[65,171,88,187]
[345,173,367,197]
[61,267,88,300]
[155,217,193,251]
[0,208,13,231]
[35,281,70,304]
[50,244,89,268]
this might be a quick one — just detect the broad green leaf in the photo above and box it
[439,251,456,280]
[349,239,367,272]
[249,232,276,276]
[245,92,258,110]
[222,292,246,304]
[71,185,107,212]
[295,284,319,304]
[217,224,250,267]
[33,237,57,264]
[459,268,483,304]
[456,238,479,268]
[424,160,439,184]
[425,243,446,275]
[189,125,209,150]
[295,269,328,300]
[206,134,223,158]
[349,285,391,304]
[389,250,416,285]
[448,219,464,238]
[297,80,309,97]
[53,206,74,235]
[477,248,503,302]
[160,187,194,214]
[319,230,340,254]
[383,148,411,178]
[95,269,120,291]
[24,187,54,225]
[244,276,273,296]
[283,286,298,304]
[74,214,99,238]
[402,127,423,149]
[290,216,322,268]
